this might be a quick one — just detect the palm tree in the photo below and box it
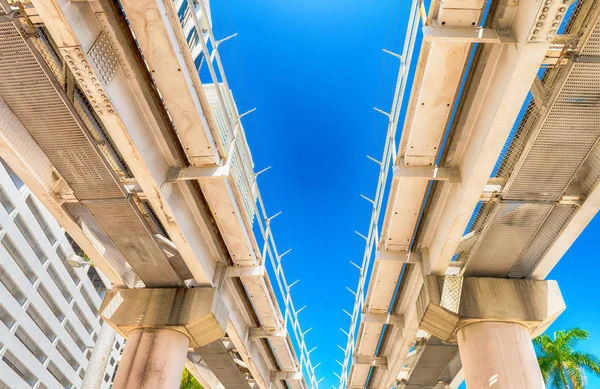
[180,368,203,389]
[535,328,600,388]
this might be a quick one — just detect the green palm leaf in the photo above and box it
[535,327,600,388]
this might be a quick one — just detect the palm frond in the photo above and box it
[571,352,600,375]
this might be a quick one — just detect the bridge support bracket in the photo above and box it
[249,327,287,340]
[270,371,302,382]
[165,165,230,183]
[423,26,516,44]
[352,355,388,368]
[225,265,265,278]
[393,165,461,184]
[361,312,404,327]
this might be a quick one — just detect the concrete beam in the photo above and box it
[100,287,228,348]
[166,165,230,183]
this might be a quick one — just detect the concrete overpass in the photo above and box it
[338,0,600,388]
[0,1,319,388]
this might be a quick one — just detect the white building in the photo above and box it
[0,160,121,389]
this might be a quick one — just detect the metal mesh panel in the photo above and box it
[453,202,497,266]
[440,276,463,314]
[0,21,125,200]
[84,199,181,287]
[493,93,542,179]
[63,203,144,288]
[505,20,600,201]
[465,203,554,277]
[508,205,577,278]
[565,136,600,197]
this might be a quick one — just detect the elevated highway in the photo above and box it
[0,1,319,388]
[339,0,600,388]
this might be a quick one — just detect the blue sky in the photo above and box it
[210,1,600,388]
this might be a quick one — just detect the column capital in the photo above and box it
[416,276,565,342]
[100,287,229,348]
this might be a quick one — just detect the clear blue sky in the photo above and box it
[210,1,600,388]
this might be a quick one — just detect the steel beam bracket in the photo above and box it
[375,249,422,264]
[249,327,287,340]
[165,164,230,183]
[423,26,517,44]
[270,370,302,382]
[224,265,265,278]
[352,355,388,368]
[393,164,461,184]
[361,312,404,327]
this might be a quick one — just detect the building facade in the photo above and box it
[0,160,121,389]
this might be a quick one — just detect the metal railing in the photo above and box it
[174,0,321,387]
[336,1,422,388]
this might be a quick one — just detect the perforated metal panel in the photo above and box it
[84,199,182,287]
[508,205,577,278]
[0,21,125,200]
[465,203,554,277]
[63,203,144,288]
[505,20,600,201]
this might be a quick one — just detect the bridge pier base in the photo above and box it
[417,276,566,389]
[99,287,229,389]
[457,321,545,389]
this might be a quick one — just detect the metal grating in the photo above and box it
[465,203,554,277]
[508,204,578,278]
[505,20,600,201]
[84,199,182,287]
[63,203,144,288]
[0,20,125,200]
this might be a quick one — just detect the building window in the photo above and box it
[47,361,72,389]
[1,159,24,190]
[0,304,15,329]
[65,321,86,352]
[37,284,65,322]
[80,286,98,315]
[55,245,81,285]
[110,356,116,366]
[78,368,86,380]
[0,264,27,305]
[13,214,47,264]
[46,264,73,303]
[104,373,110,382]
[86,266,107,300]
[73,303,93,334]
[56,341,80,371]
[26,305,56,342]
[2,350,37,387]
[1,235,38,283]
[0,378,11,389]
[24,196,56,245]
[0,186,14,213]
[14,327,47,364]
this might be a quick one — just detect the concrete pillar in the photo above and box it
[99,288,229,389]
[113,328,190,389]
[81,321,116,389]
[457,321,545,389]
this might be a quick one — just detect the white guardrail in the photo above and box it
[336,0,422,388]
[174,1,321,388]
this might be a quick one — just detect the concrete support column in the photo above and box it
[100,288,228,389]
[113,328,190,389]
[457,321,545,389]
[82,321,116,389]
